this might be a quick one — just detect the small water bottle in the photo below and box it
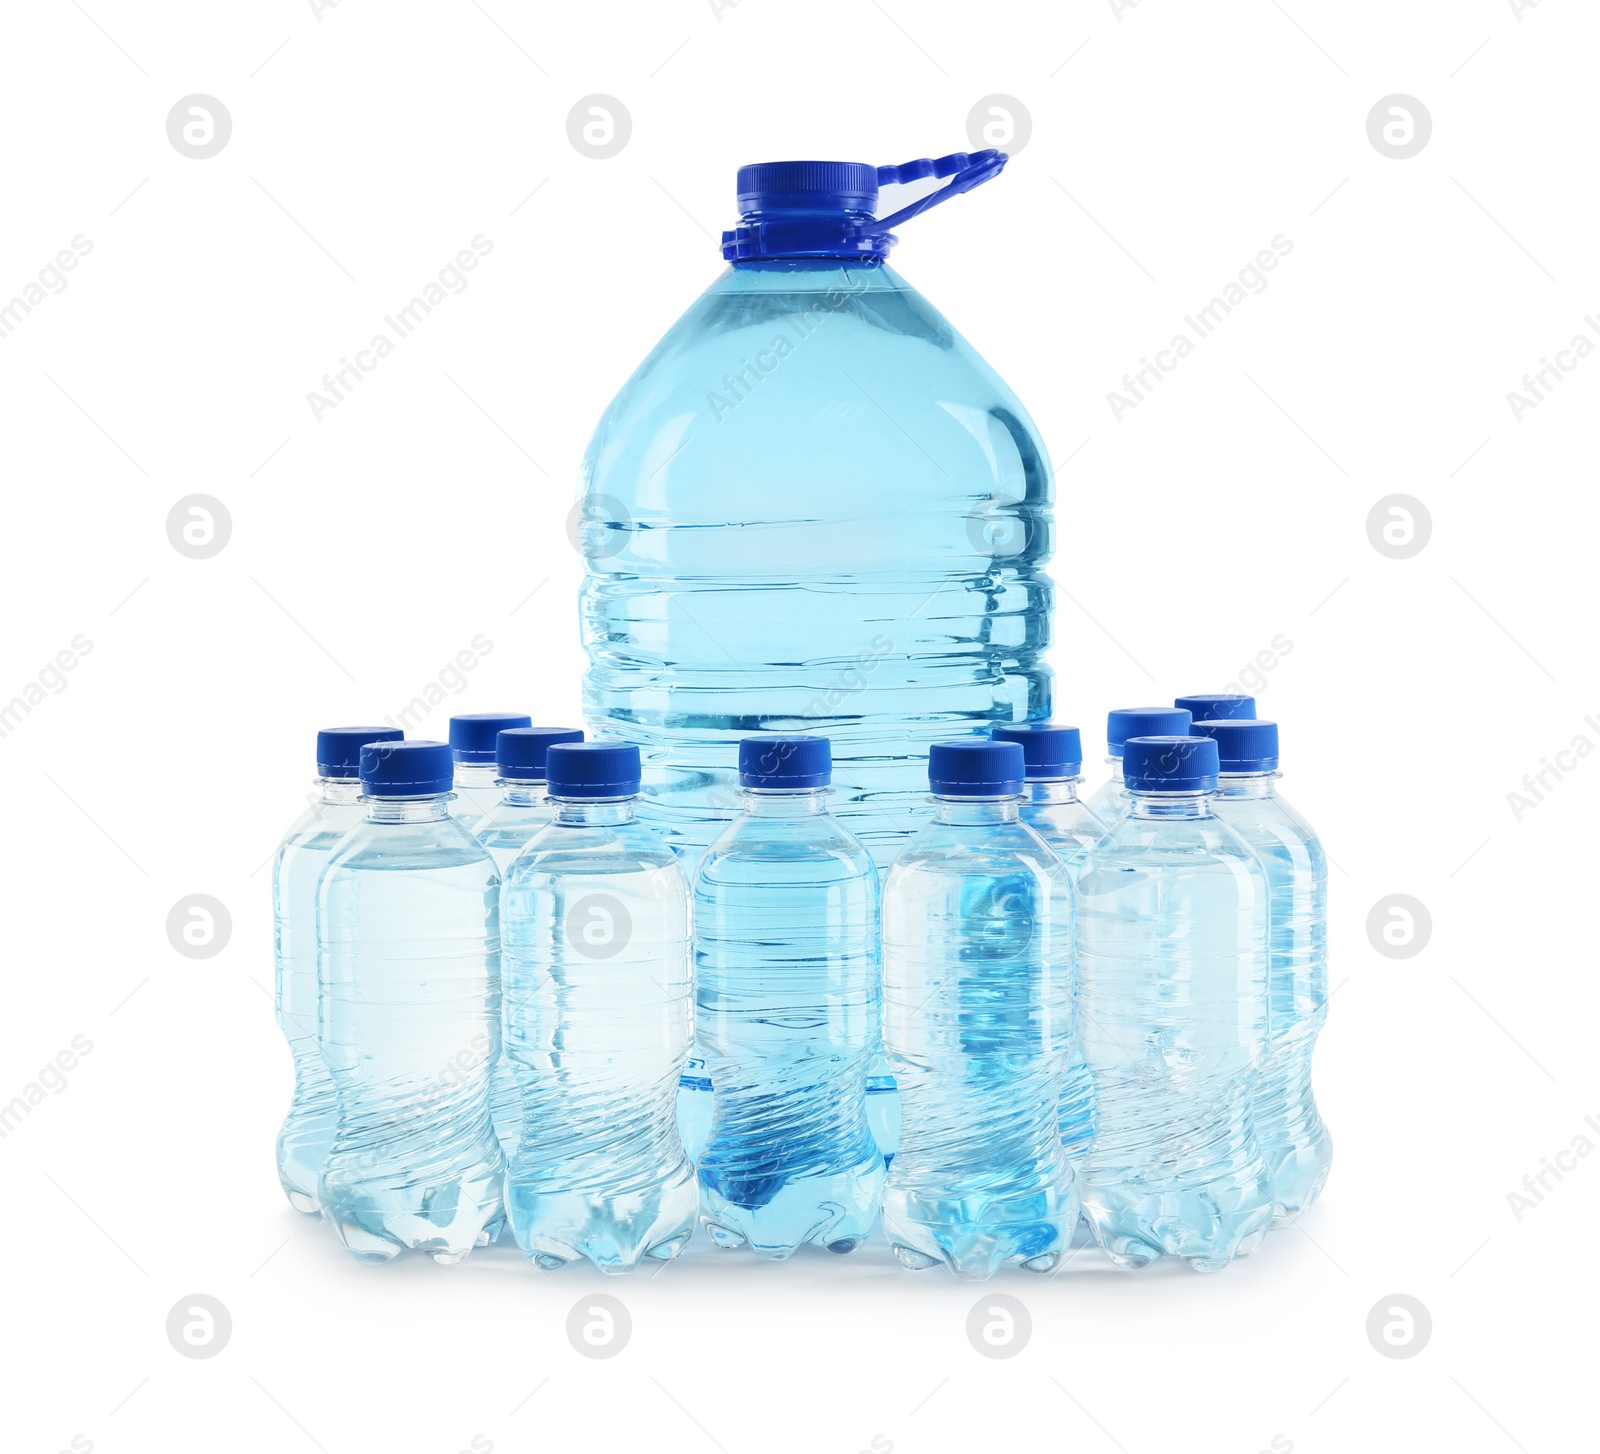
[448,711,531,832]
[992,723,1102,1162]
[881,740,1079,1279]
[1076,735,1272,1270]
[1084,706,1192,827]
[500,742,697,1273]
[1191,718,1331,1225]
[694,736,883,1258]
[271,725,401,1212]
[317,741,504,1262]
[468,726,584,1157]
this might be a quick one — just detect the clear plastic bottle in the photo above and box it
[271,725,401,1212]
[1076,735,1273,1271]
[881,741,1079,1279]
[1084,706,1192,827]
[1192,718,1331,1225]
[469,726,584,1157]
[693,735,883,1258]
[992,723,1103,1162]
[317,741,504,1262]
[575,150,1051,871]
[448,711,531,833]
[500,743,696,1272]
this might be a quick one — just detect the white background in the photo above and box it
[1,1,1593,1451]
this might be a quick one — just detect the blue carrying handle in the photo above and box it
[860,149,1009,243]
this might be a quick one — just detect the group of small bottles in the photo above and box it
[272,692,1330,1278]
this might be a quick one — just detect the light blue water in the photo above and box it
[576,258,1054,870]
[1212,774,1332,1224]
[472,781,554,1158]
[1016,778,1106,1162]
[316,798,504,1262]
[271,777,366,1213]
[500,799,696,1273]
[693,788,884,1258]
[1075,794,1273,1270]
[880,798,1079,1279]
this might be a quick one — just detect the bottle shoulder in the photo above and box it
[323,814,496,878]
[1212,793,1326,874]
[503,819,688,892]
[886,817,1068,886]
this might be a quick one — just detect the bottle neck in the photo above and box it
[550,796,636,827]
[500,779,546,807]
[1214,771,1279,799]
[741,787,830,818]
[314,777,365,806]
[453,761,500,790]
[1105,755,1125,782]
[1129,790,1214,820]
[933,795,1022,826]
[366,794,451,823]
[1022,777,1084,807]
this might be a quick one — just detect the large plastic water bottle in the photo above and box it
[991,723,1102,1162]
[575,149,1052,870]
[271,725,401,1212]
[881,741,1079,1279]
[693,735,883,1258]
[317,741,504,1262]
[1076,735,1273,1270]
[449,711,531,832]
[470,726,583,1157]
[1191,718,1332,1225]
[500,743,697,1272]
[1083,706,1192,827]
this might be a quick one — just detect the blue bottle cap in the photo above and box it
[546,742,641,799]
[991,724,1083,778]
[1189,719,1280,773]
[1175,693,1258,723]
[448,712,532,763]
[359,740,454,797]
[1106,706,1192,756]
[929,740,1024,797]
[739,735,831,789]
[496,727,585,781]
[1122,736,1219,793]
[721,150,1009,262]
[316,725,402,778]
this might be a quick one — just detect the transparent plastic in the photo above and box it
[1212,772,1332,1224]
[316,794,504,1262]
[271,776,364,1213]
[881,795,1079,1279]
[500,796,696,1273]
[1076,789,1273,1270]
[693,787,884,1257]
[1016,776,1106,1161]
[577,257,1054,872]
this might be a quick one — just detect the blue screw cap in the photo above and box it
[448,712,532,763]
[546,742,641,799]
[991,723,1083,779]
[929,740,1024,797]
[1175,693,1259,723]
[1106,706,1192,756]
[316,726,402,779]
[496,727,584,781]
[1189,719,1280,773]
[739,735,831,789]
[1122,736,1219,793]
[359,740,454,797]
